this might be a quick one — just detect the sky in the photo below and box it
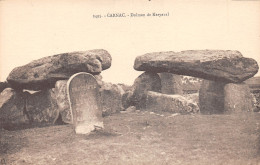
[0,0,259,85]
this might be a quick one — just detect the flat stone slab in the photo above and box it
[146,91,199,114]
[67,72,103,134]
[134,50,259,83]
[7,49,112,90]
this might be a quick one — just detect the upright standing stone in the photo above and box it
[100,82,123,116]
[199,80,225,114]
[67,72,103,134]
[54,80,71,124]
[132,72,161,109]
[224,83,254,113]
[122,91,134,109]
[0,88,29,128]
[159,73,183,94]
[25,89,59,124]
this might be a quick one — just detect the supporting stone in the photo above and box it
[25,89,59,124]
[224,83,254,113]
[100,82,124,116]
[132,72,162,109]
[0,88,29,128]
[54,80,71,124]
[122,91,134,109]
[199,80,225,114]
[159,73,183,94]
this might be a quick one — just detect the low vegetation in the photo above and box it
[1,111,260,165]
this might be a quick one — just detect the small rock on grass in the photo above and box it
[121,106,136,113]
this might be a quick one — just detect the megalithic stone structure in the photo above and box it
[134,50,259,114]
[134,50,258,83]
[7,49,112,91]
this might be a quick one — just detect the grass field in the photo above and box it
[1,111,260,165]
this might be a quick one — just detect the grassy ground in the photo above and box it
[1,111,260,165]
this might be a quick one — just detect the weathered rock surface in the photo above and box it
[0,81,10,93]
[93,74,103,87]
[54,80,71,123]
[244,76,260,91]
[125,106,136,112]
[132,72,162,109]
[199,80,225,114]
[244,76,260,112]
[67,72,103,134]
[0,88,29,127]
[146,91,199,114]
[121,106,136,113]
[183,93,199,106]
[25,89,59,124]
[251,93,260,112]
[159,73,183,94]
[224,83,254,113]
[122,90,134,109]
[134,50,259,83]
[100,82,124,116]
[7,49,112,90]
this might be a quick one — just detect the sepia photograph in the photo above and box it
[0,0,260,164]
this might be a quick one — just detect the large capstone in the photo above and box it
[134,50,258,83]
[7,49,112,90]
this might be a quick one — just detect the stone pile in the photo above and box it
[0,49,116,128]
[132,50,259,114]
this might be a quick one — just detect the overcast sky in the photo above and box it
[1,0,259,85]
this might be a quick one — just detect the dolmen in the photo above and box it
[132,50,259,114]
[0,49,114,131]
